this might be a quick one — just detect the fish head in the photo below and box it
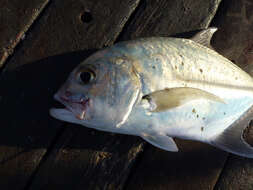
[50,50,141,130]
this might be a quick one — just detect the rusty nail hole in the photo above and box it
[80,11,93,23]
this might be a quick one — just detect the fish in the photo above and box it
[50,27,253,158]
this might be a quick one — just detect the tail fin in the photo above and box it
[209,106,253,158]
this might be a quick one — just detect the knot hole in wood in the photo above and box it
[80,11,93,23]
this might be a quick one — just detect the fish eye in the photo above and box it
[79,69,95,84]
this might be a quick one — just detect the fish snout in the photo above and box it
[54,90,90,120]
[57,90,88,104]
[55,90,72,102]
[65,90,72,97]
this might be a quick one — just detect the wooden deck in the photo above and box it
[1,0,253,189]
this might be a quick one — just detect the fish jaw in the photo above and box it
[49,108,83,125]
[50,93,90,122]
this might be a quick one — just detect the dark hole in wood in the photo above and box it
[80,11,93,23]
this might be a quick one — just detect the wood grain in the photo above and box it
[126,140,227,190]
[120,0,222,40]
[0,0,49,68]
[212,0,253,69]
[0,0,141,189]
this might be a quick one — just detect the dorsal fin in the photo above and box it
[191,27,217,49]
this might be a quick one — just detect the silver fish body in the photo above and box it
[50,28,253,157]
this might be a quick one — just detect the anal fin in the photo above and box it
[140,132,178,152]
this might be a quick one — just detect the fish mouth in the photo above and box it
[50,93,90,120]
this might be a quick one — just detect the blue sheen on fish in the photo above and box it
[50,28,253,158]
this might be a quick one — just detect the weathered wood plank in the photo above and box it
[119,0,229,189]
[29,128,144,190]
[210,0,253,189]
[215,155,253,190]
[126,140,227,190]
[0,0,141,189]
[212,0,253,69]
[120,0,222,40]
[0,0,49,68]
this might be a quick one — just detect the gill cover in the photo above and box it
[111,57,141,127]
[81,55,141,129]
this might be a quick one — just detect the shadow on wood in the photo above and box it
[0,49,106,150]
[126,140,227,190]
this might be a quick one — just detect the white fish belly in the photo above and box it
[158,96,253,142]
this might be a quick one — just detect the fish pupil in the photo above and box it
[80,71,92,84]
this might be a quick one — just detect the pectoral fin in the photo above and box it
[142,87,224,112]
[141,132,178,152]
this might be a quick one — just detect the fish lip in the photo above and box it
[53,93,89,120]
